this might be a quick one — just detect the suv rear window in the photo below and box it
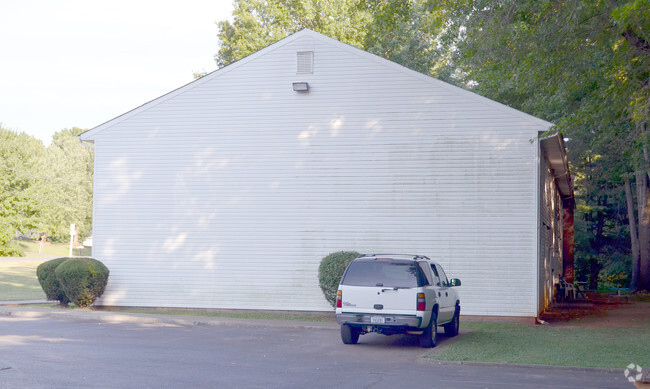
[341,259,423,288]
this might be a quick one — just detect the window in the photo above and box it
[436,265,450,287]
[430,265,441,287]
[341,260,422,287]
[418,262,433,286]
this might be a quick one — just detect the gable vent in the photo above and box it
[297,51,313,74]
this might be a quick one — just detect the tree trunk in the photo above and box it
[635,171,650,290]
[625,175,640,290]
[623,28,650,56]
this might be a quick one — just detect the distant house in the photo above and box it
[80,29,573,318]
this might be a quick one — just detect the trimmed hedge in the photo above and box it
[318,251,361,307]
[36,257,71,304]
[36,257,109,307]
[54,258,109,308]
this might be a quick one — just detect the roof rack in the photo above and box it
[360,254,430,260]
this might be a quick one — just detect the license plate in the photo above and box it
[370,316,386,324]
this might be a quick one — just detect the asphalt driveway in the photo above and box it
[0,307,630,388]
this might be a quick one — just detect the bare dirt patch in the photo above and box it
[540,295,650,328]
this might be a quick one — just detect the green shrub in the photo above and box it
[318,251,361,307]
[0,241,24,257]
[54,258,109,308]
[36,257,71,304]
[0,224,24,256]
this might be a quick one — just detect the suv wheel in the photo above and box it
[340,324,360,344]
[419,312,438,348]
[445,305,460,337]
[444,306,460,337]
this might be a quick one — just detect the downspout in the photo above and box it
[535,132,543,323]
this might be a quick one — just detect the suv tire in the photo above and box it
[419,311,438,348]
[444,306,460,337]
[340,324,360,344]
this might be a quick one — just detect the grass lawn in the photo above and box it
[431,322,650,369]
[1,241,90,301]
[104,308,335,322]
[0,260,47,301]
[17,240,91,257]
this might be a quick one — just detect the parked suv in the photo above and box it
[335,254,461,348]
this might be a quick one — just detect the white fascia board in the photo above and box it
[540,132,573,199]
[79,30,314,141]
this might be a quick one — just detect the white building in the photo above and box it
[80,29,573,318]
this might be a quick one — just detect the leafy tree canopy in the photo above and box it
[0,125,93,255]
[216,0,372,67]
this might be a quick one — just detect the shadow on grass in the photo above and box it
[0,260,47,301]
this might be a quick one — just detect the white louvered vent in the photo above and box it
[297,51,313,74]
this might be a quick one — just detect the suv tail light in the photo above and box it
[417,293,426,311]
[336,290,342,308]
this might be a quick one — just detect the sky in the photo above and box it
[0,0,233,145]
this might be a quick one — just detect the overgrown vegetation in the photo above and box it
[318,251,360,306]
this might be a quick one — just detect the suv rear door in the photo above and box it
[339,259,421,315]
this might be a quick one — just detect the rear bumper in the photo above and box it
[336,313,422,329]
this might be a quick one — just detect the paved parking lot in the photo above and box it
[0,308,630,388]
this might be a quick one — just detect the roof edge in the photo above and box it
[81,28,554,140]
[540,132,574,201]
[80,29,314,141]
[302,30,554,130]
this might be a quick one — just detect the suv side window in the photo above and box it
[430,264,441,287]
[418,262,433,286]
[435,265,450,287]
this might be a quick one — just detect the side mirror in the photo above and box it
[450,278,461,287]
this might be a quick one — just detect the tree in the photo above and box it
[441,0,649,289]
[362,0,449,76]
[0,126,93,255]
[216,0,372,67]
[40,128,94,242]
[0,126,45,249]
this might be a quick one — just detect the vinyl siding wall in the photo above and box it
[538,155,564,313]
[87,32,549,316]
